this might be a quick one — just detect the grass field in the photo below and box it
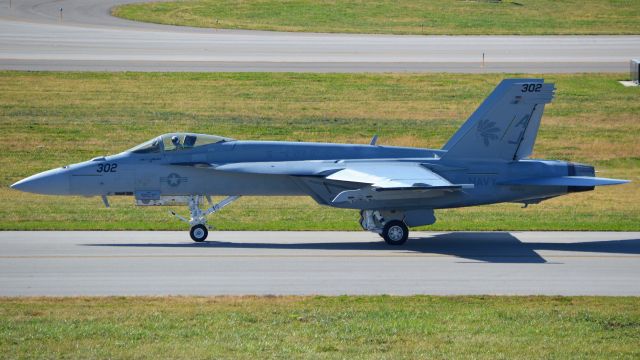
[112,0,640,35]
[1,71,638,231]
[1,296,639,358]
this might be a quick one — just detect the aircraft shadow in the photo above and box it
[84,232,640,264]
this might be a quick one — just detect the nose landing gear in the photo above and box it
[189,224,208,242]
[170,195,240,242]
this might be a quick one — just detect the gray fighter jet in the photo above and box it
[11,79,629,244]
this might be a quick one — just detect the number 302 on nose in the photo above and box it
[96,163,118,173]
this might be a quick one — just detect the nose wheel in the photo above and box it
[190,224,208,242]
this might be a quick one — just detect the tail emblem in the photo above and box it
[477,119,500,146]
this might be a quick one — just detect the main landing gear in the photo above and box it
[359,210,409,246]
[170,195,240,242]
[382,220,409,246]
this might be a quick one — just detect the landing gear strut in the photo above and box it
[170,195,240,242]
[359,210,410,246]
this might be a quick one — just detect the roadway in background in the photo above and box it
[1,0,638,72]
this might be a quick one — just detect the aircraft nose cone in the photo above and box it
[10,168,71,195]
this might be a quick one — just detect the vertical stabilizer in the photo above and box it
[442,79,555,161]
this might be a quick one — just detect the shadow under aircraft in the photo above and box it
[84,232,640,264]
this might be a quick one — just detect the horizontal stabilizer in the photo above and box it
[500,176,630,187]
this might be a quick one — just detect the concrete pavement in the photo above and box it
[1,0,638,72]
[1,231,639,296]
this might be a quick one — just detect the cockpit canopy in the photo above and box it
[128,133,233,154]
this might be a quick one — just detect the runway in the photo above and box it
[1,231,639,296]
[1,0,638,72]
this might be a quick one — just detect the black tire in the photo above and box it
[382,220,408,246]
[190,224,208,242]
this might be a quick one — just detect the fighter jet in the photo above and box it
[11,79,629,244]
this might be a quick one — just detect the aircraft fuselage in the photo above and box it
[14,140,589,210]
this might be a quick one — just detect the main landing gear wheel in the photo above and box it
[190,224,208,242]
[382,220,409,246]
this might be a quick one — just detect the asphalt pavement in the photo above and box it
[1,0,638,72]
[1,231,639,296]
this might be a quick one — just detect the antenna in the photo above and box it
[369,134,378,146]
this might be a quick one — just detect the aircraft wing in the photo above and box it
[215,160,456,186]
[212,160,471,206]
[325,162,453,188]
[324,162,471,204]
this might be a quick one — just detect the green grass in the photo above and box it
[1,71,638,230]
[112,0,640,35]
[1,296,639,358]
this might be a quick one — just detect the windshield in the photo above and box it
[161,133,232,152]
[128,137,162,154]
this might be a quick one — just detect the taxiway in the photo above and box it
[1,0,638,72]
[1,231,639,296]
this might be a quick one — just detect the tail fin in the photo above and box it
[442,79,555,161]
